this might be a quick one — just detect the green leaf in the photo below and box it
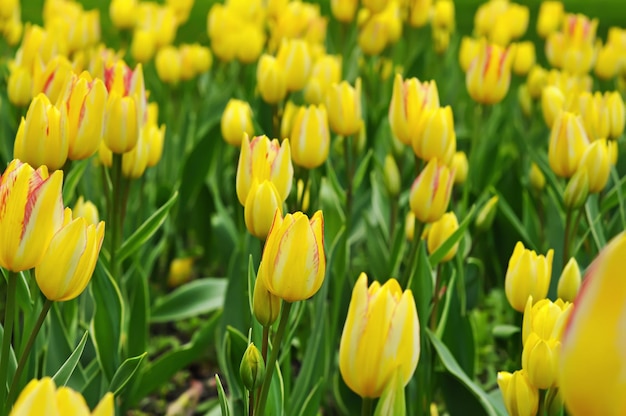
[429,204,477,266]
[127,262,149,358]
[352,149,373,190]
[427,330,502,416]
[215,374,231,416]
[45,302,75,377]
[109,353,146,395]
[492,324,521,338]
[585,195,607,250]
[296,378,324,416]
[52,331,89,386]
[62,159,89,205]
[408,241,434,324]
[150,278,227,323]
[496,191,538,251]
[116,191,178,262]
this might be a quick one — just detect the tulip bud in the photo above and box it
[221,99,254,147]
[451,151,468,185]
[522,297,572,345]
[358,13,391,56]
[594,44,619,80]
[277,38,312,92]
[526,65,547,100]
[14,93,70,171]
[563,167,589,210]
[155,46,182,84]
[475,196,499,232]
[466,39,515,105]
[7,65,32,107]
[73,196,100,226]
[541,86,565,128]
[244,180,283,240]
[167,257,195,287]
[303,55,342,105]
[327,78,362,136]
[131,29,157,64]
[122,133,150,178]
[548,111,590,178]
[240,343,266,391]
[103,93,140,154]
[374,368,406,416]
[557,257,581,302]
[290,105,330,169]
[432,0,455,32]
[145,122,166,168]
[32,55,74,104]
[578,139,610,193]
[513,41,535,76]
[383,155,401,197]
[505,241,554,312]
[427,212,459,262]
[413,106,456,165]
[607,139,619,166]
[253,275,281,326]
[529,163,546,193]
[109,0,137,30]
[409,158,455,224]
[257,54,287,104]
[606,91,625,139]
[458,36,480,73]
[522,332,560,389]
[537,1,564,38]
[497,370,539,416]
[408,0,432,28]
[331,0,358,23]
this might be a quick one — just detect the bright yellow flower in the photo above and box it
[413,105,456,165]
[244,179,283,239]
[497,370,539,416]
[548,111,590,178]
[427,212,459,262]
[221,99,254,147]
[557,257,581,302]
[466,39,515,104]
[326,78,362,136]
[257,54,287,104]
[504,241,554,312]
[290,105,330,169]
[409,158,454,223]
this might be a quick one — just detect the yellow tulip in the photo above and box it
[103,92,139,154]
[326,78,362,136]
[408,0,432,28]
[548,111,590,178]
[130,29,157,64]
[32,55,74,104]
[167,257,195,287]
[497,370,539,416]
[122,131,150,179]
[303,55,342,105]
[145,122,166,168]
[578,139,610,193]
[35,213,105,302]
[7,65,32,107]
[14,93,69,171]
[339,273,420,398]
[109,0,137,30]
[451,151,468,185]
[257,54,287,105]
[504,241,554,312]
[73,196,100,226]
[239,343,265,391]
[413,106,456,165]
[557,257,581,302]
[475,195,499,232]
[536,1,564,38]
[290,105,330,169]
[409,158,454,224]
[383,155,401,197]
[253,274,281,327]
[458,36,480,73]
[244,180,283,239]
[529,163,545,192]
[526,65,547,100]
[155,46,182,84]
[541,86,565,129]
[221,99,254,147]
[277,38,312,92]
[559,232,626,416]
[427,212,459,262]
[259,210,325,302]
[466,39,515,104]
[331,0,357,23]
[512,41,535,76]
[522,297,572,346]
[432,0,455,33]
[522,332,560,389]
[605,91,625,139]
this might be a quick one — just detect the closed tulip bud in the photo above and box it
[244,180,283,239]
[537,1,564,38]
[167,257,196,288]
[594,44,619,80]
[541,86,565,128]
[563,167,589,209]
[240,343,265,391]
[578,139,610,193]
[340,273,419,398]
[14,93,69,171]
[0,160,64,272]
[522,297,572,345]
[522,332,560,389]
[62,73,107,160]
[236,134,293,205]
[304,55,342,105]
[327,78,362,136]
[145,123,166,168]
[476,196,499,232]
[358,13,390,56]
[408,0,432,27]
[374,368,406,416]
[103,93,139,154]
[331,0,357,23]
[253,274,281,326]
[110,0,137,29]
[497,370,539,416]
[409,158,455,224]
[131,29,157,64]
[606,91,625,139]
[290,105,330,169]
[529,162,546,192]
[427,212,459,262]
[526,65,547,100]
[466,40,515,105]
[383,155,401,197]
[235,25,266,64]
[548,111,590,178]
[122,132,150,178]
[505,241,554,312]
[389,74,439,146]
[458,36,480,73]
[513,41,535,76]
[257,54,287,104]
[413,106,456,165]
[559,232,626,415]
[155,46,182,84]
[73,196,100,226]
[259,210,325,302]
[221,99,254,147]
[557,257,581,302]
[7,65,32,107]
[451,151,468,185]
[405,211,416,242]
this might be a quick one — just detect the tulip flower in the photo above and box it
[167,257,195,288]
[259,210,325,302]
[541,86,565,128]
[7,65,32,107]
[236,134,293,206]
[14,93,69,171]
[522,332,560,389]
[426,212,459,262]
[383,155,401,197]
[408,0,431,27]
[155,46,182,84]
[512,41,536,76]
[32,55,74,104]
[339,273,420,398]
[548,111,590,178]
[253,275,281,327]
[497,370,539,416]
[277,38,312,92]
[221,99,254,147]
[466,39,515,105]
[145,122,166,168]
[413,106,456,165]
[131,29,157,64]
[0,160,64,272]
[244,180,283,239]
[73,196,100,226]
[560,14,599,76]
[326,78,362,136]
[409,158,455,224]
[109,0,137,29]
[122,132,150,179]
[526,65,547,99]
[559,232,626,416]
[522,297,572,346]
[504,241,554,312]
[458,36,480,73]
[606,91,625,139]
[557,257,581,302]
[331,0,357,23]
[257,54,287,104]
[529,163,546,192]
[536,1,564,38]
[577,139,610,193]
[432,0,455,32]
[303,55,342,105]
[290,105,330,169]
[451,151,468,185]
[240,343,265,391]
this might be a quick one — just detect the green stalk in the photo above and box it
[429,263,443,331]
[4,299,52,413]
[255,302,293,415]
[562,208,572,266]
[0,271,18,411]
[404,222,424,289]
[361,397,373,416]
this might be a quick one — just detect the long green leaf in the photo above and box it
[52,331,89,386]
[496,191,537,251]
[116,191,178,262]
[427,330,502,416]
[109,353,146,395]
[62,159,89,204]
[150,278,227,323]
[215,374,231,416]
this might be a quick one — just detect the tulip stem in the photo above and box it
[404,222,424,289]
[361,397,373,416]
[0,271,18,412]
[430,263,443,331]
[255,301,293,416]
[109,154,124,283]
[4,299,52,413]
[562,208,572,266]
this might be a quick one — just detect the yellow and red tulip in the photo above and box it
[409,158,455,224]
[466,39,515,105]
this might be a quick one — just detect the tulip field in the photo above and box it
[2,0,626,414]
